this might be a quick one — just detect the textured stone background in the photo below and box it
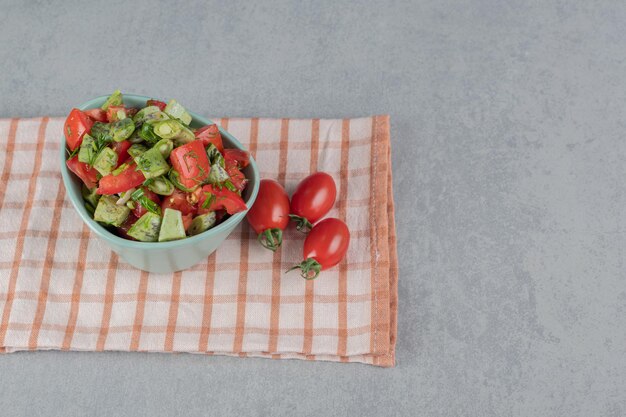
[1,0,626,416]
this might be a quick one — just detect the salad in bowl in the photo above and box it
[64,90,250,243]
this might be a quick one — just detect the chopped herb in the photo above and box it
[201,192,216,209]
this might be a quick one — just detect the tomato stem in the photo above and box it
[258,228,283,251]
[287,258,322,280]
[288,214,313,233]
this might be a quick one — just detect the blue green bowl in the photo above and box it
[60,94,259,273]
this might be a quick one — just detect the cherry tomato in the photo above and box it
[146,99,167,111]
[97,163,146,195]
[198,184,247,215]
[84,108,108,122]
[169,141,210,189]
[161,189,197,216]
[132,187,161,218]
[290,218,350,279]
[66,156,99,189]
[246,179,290,251]
[289,172,337,232]
[112,140,132,166]
[64,108,94,151]
[195,124,224,153]
[223,148,250,168]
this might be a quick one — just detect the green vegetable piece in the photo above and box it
[92,147,118,176]
[93,195,130,227]
[207,163,229,186]
[128,130,144,144]
[158,208,186,242]
[81,184,101,212]
[127,212,161,242]
[187,212,217,236]
[111,162,129,176]
[174,124,195,146]
[168,169,197,192]
[110,118,135,142]
[206,144,225,167]
[90,122,112,140]
[153,138,173,158]
[101,90,123,111]
[153,119,182,139]
[127,144,148,161]
[138,122,161,144]
[135,147,170,179]
[132,106,160,126]
[152,119,195,146]
[223,179,238,192]
[78,134,97,164]
[145,176,175,196]
[164,99,192,125]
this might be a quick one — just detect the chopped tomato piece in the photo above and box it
[84,108,108,122]
[66,156,99,188]
[106,105,127,122]
[64,109,94,151]
[116,214,139,241]
[147,99,167,111]
[161,189,197,216]
[97,163,145,195]
[225,161,247,191]
[182,213,193,231]
[132,187,161,218]
[195,124,224,153]
[112,140,132,166]
[223,148,250,168]
[199,184,247,215]
[169,141,210,189]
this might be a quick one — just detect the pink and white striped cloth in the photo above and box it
[0,115,398,366]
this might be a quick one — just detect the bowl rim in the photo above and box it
[60,93,260,250]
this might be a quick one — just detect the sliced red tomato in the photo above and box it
[182,213,193,231]
[97,163,145,195]
[199,184,247,215]
[195,124,224,152]
[106,105,127,122]
[215,209,228,222]
[64,108,94,151]
[66,156,99,188]
[116,214,138,241]
[84,108,108,122]
[147,99,167,111]
[223,148,250,168]
[225,161,247,191]
[126,108,138,117]
[161,189,197,216]
[169,141,210,189]
[132,187,161,218]
[112,140,132,167]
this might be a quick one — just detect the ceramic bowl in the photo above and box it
[60,94,259,273]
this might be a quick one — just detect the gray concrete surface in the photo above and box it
[2,0,626,416]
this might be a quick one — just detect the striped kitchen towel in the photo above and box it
[0,115,398,366]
